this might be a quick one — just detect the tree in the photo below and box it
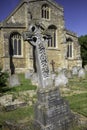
[78,35,87,67]
[0,67,9,92]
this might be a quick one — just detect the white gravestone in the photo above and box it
[55,72,68,87]
[72,66,78,75]
[78,68,86,79]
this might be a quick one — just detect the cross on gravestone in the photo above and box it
[50,60,55,72]
[23,24,52,88]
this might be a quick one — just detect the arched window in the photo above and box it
[66,38,73,58]
[9,33,22,56]
[48,25,57,47]
[41,4,50,19]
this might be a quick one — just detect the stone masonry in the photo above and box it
[0,0,82,73]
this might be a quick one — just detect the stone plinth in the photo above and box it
[34,87,74,130]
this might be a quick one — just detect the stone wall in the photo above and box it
[28,0,66,69]
[0,29,3,68]
[0,0,82,73]
[65,30,82,69]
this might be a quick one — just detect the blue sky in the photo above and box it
[0,0,87,36]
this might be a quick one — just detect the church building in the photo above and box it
[0,0,82,74]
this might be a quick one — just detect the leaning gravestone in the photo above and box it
[23,24,74,130]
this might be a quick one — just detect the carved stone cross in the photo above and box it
[23,24,52,88]
[50,60,55,72]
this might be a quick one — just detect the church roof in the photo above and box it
[65,29,78,37]
[1,0,63,28]
[21,0,63,11]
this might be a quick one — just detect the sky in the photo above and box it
[0,0,87,36]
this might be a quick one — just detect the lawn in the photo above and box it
[65,93,87,117]
[0,73,37,94]
[61,72,87,117]
[0,106,34,124]
[0,72,87,130]
[0,73,37,129]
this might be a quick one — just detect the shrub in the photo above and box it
[0,68,9,87]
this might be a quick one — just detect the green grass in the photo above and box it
[0,73,87,130]
[69,79,87,91]
[0,74,37,95]
[0,74,37,128]
[62,72,87,117]
[0,106,34,125]
[65,93,87,117]
[4,74,37,94]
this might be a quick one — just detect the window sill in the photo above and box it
[46,48,60,51]
[12,55,24,58]
[66,58,74,60]
[41,18,50,21]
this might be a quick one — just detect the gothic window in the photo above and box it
[9,33,22,56]
[48,25,57,48]
[41,4,50,19]
[67,38,73,58]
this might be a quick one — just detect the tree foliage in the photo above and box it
[78,35,87,67]
[0,67,9,92]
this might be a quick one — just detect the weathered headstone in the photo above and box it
[23,24,74,130]
[25,70,33,79]
[55,72,68,87]
[66,70,72,79]
[72,66,78,75]
[31,73,39,86]
[78,68,86,79]
[84,65,87,71]
[57,67,62,73]
[9,74,20,87]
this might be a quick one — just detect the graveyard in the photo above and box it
[0,0,87,129]
[0,70,87,130]
[0,24,87,130]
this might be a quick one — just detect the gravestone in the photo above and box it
[31,73,39,86]
[9,74,20,87]
[25,69,33,79]
[66,70,72,79]
[72,66,78,75]
[23,24,74,130]
[84,65,87,71]
[55,72,68,87]
[78,68,86,79]
[57,67,62,73]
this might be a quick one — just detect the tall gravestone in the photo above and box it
[23,24,74,130]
